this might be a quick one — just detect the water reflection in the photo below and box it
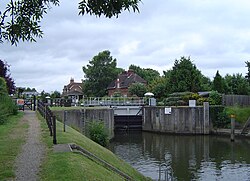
[109,132,250,180]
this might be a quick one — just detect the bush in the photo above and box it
[87,120,109,147]
[209,91,222,105]
[0,95,18,124]
[210,106,230,128]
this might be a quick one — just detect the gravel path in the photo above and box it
[15,110,46,181]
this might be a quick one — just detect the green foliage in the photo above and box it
[212,70,225,93]
[0,113,26,180]
[224,73,250,95]
[1,0,141,45]
[164,92,192,106]
[208,90,222,105]
[225,106,250,124]
[88,120,109,147]
[245,61,250,84]
[0,60,15,94]
[129,64,160,84]
[148,76,169,100]
[210,106,230,128]
[166,56,204,93]
[83,50,121,97]
[79,0,141,18]
[0,78,17,124]
[128,83,147,97]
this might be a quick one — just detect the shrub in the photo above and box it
[209,91,222,105]
[87,120,109,147]
[0,95,18,124]
[210,106,230,128]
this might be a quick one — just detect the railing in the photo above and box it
[37,100,57,144]
[83,97,146,106]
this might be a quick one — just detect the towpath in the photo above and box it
[14,110,45,181]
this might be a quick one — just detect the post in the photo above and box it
[33,96,36,111]
[53,115,57,144]
[231,114,235,142]
[63,111,67,132]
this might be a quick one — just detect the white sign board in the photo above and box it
[189,100,196,107]
[165,107,172,114]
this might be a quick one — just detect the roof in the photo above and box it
[107,70,147,90]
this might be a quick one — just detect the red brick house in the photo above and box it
[62,78,83,102]
[107,70,147,97]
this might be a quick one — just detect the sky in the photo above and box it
[1,0,250,93]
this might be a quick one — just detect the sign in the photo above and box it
[17,99,25,106]
[165,107,171,114]
[189,100,196,107]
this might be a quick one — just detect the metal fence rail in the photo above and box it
[37,100,57,144]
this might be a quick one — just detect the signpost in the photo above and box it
[17,99,25,111]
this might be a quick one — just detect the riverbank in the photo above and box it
[37,112,150,180]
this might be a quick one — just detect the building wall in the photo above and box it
[108,88,129,97]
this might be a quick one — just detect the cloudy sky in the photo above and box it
[1,0,250,93]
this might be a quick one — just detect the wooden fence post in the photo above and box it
[53,115,57,144]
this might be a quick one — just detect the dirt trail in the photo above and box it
[14,110,45,181]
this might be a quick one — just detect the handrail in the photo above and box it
[37,100,57,144]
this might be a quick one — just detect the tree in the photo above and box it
[1,0,141,45]
[224,73,250,95]
[51,90,61,99]
[0,59,15,94]
[128,83,147,97]
[83,50,121,97]
[129,64,160,84]
[148,76,169,100]
[246,61,250,84]
[166,56,203,93]
[212,70,225,93]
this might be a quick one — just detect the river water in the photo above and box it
[108,131,250,181]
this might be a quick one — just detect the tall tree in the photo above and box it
[245,61,250,84]
[212,70,225,93]
[129,64,160,84]
[83,50,121,97]
[224,73,249,95]
[0,60,15,94]
[1,0,141,45]
[166,56,203,93]
[128,83,147,97]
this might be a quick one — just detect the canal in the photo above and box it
[108,131,250,181]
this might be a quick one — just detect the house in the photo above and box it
[107,70,147,97]
[62,78,83,102]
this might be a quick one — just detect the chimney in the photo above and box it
[127,69,134,76]
[116,78,120,88]
[70,78,74,84]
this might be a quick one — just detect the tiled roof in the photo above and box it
[107,70,147,89]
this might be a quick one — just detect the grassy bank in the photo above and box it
[0,112,27,180]
[38,113,150,181]
[225,106,250,124]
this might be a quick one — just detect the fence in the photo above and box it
[222,95,250,106]
[37,100,57,144]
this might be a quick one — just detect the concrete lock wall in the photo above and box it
[143,103,210,134]
[53,109,114,138]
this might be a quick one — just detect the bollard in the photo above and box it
[230,114,235,142]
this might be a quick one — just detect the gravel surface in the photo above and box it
[15,110,45,181]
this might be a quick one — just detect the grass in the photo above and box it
[38,112,150,181]
[225,106,250,124]
[0,112,27,180]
